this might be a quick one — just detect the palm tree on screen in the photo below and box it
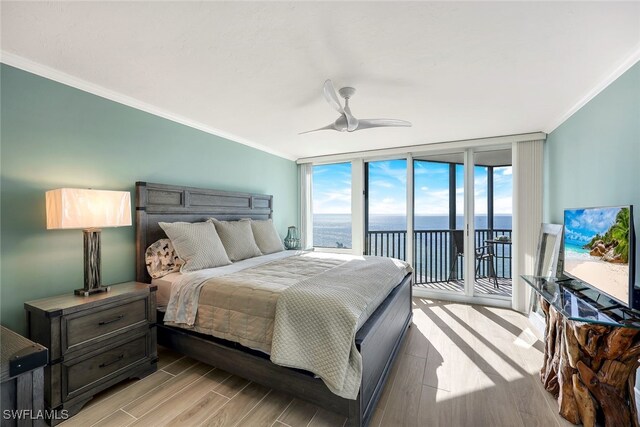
[611,208,630,263]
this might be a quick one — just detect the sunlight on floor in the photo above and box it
[514,327,539,349]
[412,298,535,393]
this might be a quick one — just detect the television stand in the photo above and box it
[522,275,640,427]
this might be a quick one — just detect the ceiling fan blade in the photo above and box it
[323,80,344,114]
[356,118,412,130]
[343,101,359,132]
[299,123,336,135]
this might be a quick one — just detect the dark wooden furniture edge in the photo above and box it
[1,326,48,382]
[1,326,49,427]
[24,283,157,318]
[136,181,412,427]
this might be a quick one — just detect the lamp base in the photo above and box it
[74,286,111,297]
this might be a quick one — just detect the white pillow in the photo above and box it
[145,238,184,278]
[159,221,231,272]
[209,218,263,262]
[250,219,284,255]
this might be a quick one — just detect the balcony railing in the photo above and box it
[365,229,512,285]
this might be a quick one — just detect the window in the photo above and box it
[414,160,453,230]
[493,166,513,229]
[312,163,352,249]
[367,160,407,230]
[474,165,489,229]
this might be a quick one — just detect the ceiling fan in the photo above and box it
[300,80,412,134]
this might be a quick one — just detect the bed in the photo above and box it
[135,181,412,426]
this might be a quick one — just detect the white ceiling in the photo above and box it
[2,2,639,160]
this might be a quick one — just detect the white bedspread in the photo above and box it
[163,250,302,325]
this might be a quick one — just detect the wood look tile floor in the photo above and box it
[60,299,570,427]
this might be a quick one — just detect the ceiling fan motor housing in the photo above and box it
[338,87,356,99]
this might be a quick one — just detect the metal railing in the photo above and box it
[365,229,512,285]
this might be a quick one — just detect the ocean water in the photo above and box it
[564,242,591,260]
[313,214,513,281]
[313,214,513,248]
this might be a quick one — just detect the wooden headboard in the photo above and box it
[135,181,273,283]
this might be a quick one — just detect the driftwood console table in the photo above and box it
[523,276,640,427]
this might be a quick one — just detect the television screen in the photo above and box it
[563,206,633,306]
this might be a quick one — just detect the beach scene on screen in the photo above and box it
[564,207,631,303]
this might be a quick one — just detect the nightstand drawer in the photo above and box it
[63,330,149,401]
[63,296,149,354]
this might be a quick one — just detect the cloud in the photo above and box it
[313,188,352,214]
[372,180,393,188]
[496,167,512,176]
[420,186,428,191]
[414,161,448,176]
[369,197,406,215]
[373,161,407,185]
[493,196,512,214]
[566,208,619,236]
[565,229,590,244]
[415,189,450,215]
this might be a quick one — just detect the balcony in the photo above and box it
[365,229,513,298]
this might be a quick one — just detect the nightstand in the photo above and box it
[1,325,48,427]
[24,282,157,425]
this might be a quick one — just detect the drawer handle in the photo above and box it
[99,354,124,368]
[98,314,124,326]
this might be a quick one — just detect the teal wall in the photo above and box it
[0,64,299,333]
[544,61,640,287]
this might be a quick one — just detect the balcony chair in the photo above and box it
[447,230,499,288]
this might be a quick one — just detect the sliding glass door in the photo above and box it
[364,159,408,260]
[411,148,513,300]
[413,152,466,294]
[472,149,513,298]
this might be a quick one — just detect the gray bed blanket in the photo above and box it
[270,255,411,399]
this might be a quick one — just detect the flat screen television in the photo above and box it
[563,205,637,309]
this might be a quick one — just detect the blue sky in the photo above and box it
[564,207,621,244]
[313,160,512,216]
[312,163,352,214]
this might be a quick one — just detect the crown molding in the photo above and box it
[545,46,640,134]
[0,51,296,161]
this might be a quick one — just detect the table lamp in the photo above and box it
[46,188,132,296]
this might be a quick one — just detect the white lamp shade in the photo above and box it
[46,188,132,230]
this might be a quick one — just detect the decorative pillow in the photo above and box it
[209,218,263,262]
[159,221,231,272]
[250,219,284,255]
[145,239,184,279]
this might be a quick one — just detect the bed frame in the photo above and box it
[135,181,412,426]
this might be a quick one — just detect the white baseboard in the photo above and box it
[412,287,512,309]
